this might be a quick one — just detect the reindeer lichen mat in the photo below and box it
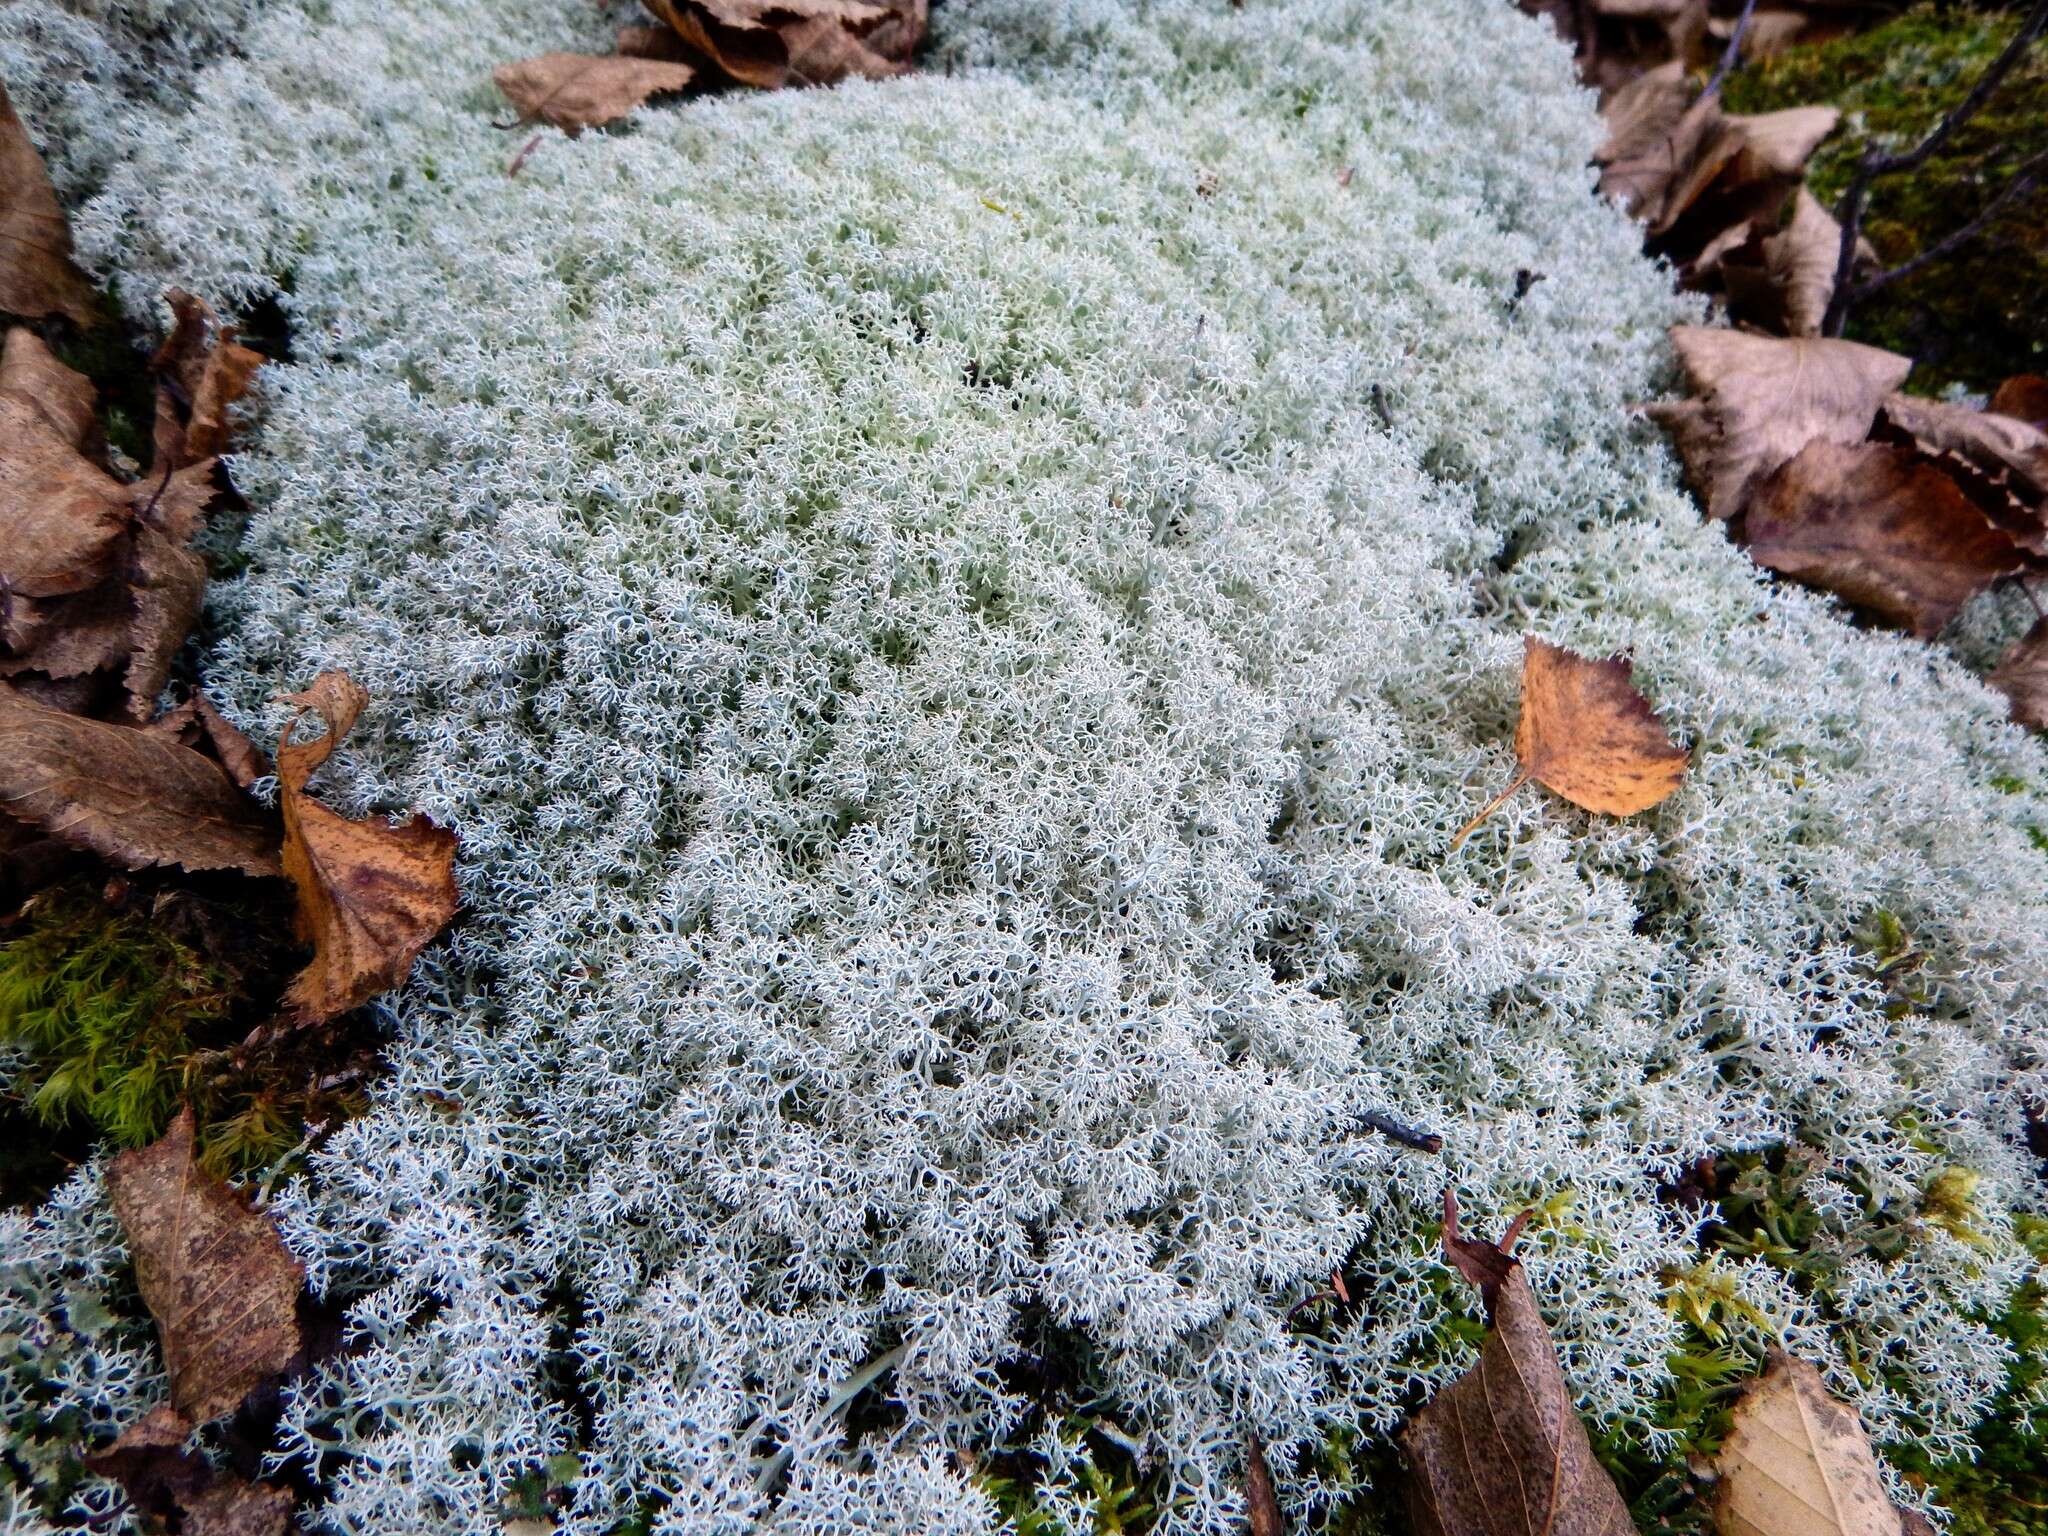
[7,0,2048,1530]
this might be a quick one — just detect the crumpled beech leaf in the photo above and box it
[105,1108,306,1426]
[1710,1353,1904,1536]
[0,683,281,875]
[276,669,459,1024]
[149,290,265,469]
[1874,392,2048,555]
[1400,1192,1636,1536]
[0,81,97,326]
[1652,327,1912,521]
[87,1405,296,1536]
[1450,636,1687,849]
[1743,440,2025,638]
[644,0,925,90]
[492,52,696,133]
[1990,616,2048,731]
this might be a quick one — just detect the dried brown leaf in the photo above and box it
[0,332,132,601]
[87,1406,296,1536]
[1990,616,2048,730]
[0,81,97,326]
[1763,188,1849,339]
[105,1108,305,1426]
[1,324,94,441]
[0,682,280,875]
[1400,1200,1636,1536]
[150,290,264,470]
[276,670,459,1024]
[1665,327,1912,519]
[1989,375,2048,430]
[644,0,922,90]
[1710,1353,1901,1536]
[1244,1429,1285,1536]
[1744,440,2024,637]
[1451,637,1686,848]
[492,52,696,133]
[1876,392,2048,553]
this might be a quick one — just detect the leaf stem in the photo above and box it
[1448,767,1533,852]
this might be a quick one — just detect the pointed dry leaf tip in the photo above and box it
[1439,1188,1527,1316]
[0,684,282,875]
[492,52,696,134]
[1743,440,2024,638]
[1449,637,1687,850]
[1661,328,1913,521]
[1401,1191,1635,1536]
[644,0,924,91]
[1244,1429,1286,1536]
[1711,1353,1905,1536]
[149,289,265,470]
[1990,616,2048,730]
[0,82,98,326]
[105,1109,306,1426]
[274,669,459,1025]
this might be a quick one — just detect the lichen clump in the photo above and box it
[4,0,2048,1532]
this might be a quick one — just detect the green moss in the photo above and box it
[0,886,325,1178]
[1721,3,2048,393]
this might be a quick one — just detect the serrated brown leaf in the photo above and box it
[87,1405,296,1536]
[492,52,696,133]
[1711,1354,1901,1536]
[106,1109,305,1426]
[1744,440,2024,637]
[1875,393,2048,554]
[1400,1199,1636,1536]
[1663,327,1913,519]
[0,683,280,874]
[150,290,264,470]
[276,670,458,1024]
[644,0,923,90]
[1451,637,1686,848]
[0,81,97,326]
[1990,616,2048,730]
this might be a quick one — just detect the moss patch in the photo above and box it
[1722,2,2048,394]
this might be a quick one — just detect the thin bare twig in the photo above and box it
[1850,147,2048,303]
[1703,0,1759,101]
[1824,0,2048,336]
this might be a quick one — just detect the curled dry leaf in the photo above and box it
[86,1405,296,1536]
[644,0,925,90]
[1739,187,1862,339]
[1990,616,2048,730]
[0,683,281,876]
[492,52,695,133]
[105,1108,305,1426]
[1744,440,2025,637]
[0,81,97,326]
[276,669,459,1024]
[1400,1193,1636,1536]
[1653,327,1912,520]
[1710,1353,1903,1536]
[1450,636,1687,849]
[150,289,265,470]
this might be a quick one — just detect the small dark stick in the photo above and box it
[507,132,544,179]
[1361,1107,1443,1154]
[1701,0,1758,102]
[1243,1429,1286,1536]
[1508,268,1546,312]
[1371,382,1393,431]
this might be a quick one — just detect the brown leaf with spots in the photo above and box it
[643,0,924,90]
[276,670,459,1024]
[1990,616,2048,731]
[1450,637,1686,849]
[1657,327,1912,520]
[0,683,281,875]
[1710,1354,1903,1536]
[0,81,97,326]
[105,1109,305,1426]
[150,289,264,470]
[1400,1194,1636,1536]
[492,52,696,133]
[87,1406,297,1536]
[1743,440,2025,637]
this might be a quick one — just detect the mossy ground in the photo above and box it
[1721,2,2048,395]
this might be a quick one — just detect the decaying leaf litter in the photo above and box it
[4,2,2047,1535]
